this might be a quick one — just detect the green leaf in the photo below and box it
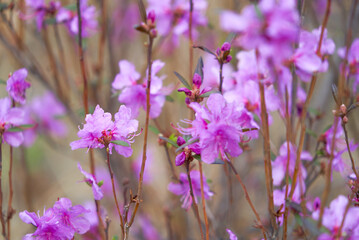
[0,79,6,84]
[175,138,199,152]
[0,3,8,10]
[183,135,191,142]
[195,57,204,80]
[174,72,191,89]
[159,136,178,148]
[148,125,160,135]
[98,180,104,187]
[110,140,130,147]
[112,236,119,240]
[225,32,237,43]
[294,213,303,227]
[193,45,216,56]
[7,124,34,132]
[44,18,57,25]
[206,179,212,184]
[199,90,220,98]
[306,128,317,138]
[323,124,332,133]
[270,152,276,161]
[64,3,77,11]
[165,95,174,102]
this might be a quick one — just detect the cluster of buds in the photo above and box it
[178,73,210,105]
[135,10,157,38]
[216,42,232,64]
[332,104,348,124]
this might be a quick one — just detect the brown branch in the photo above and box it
[198,160,210,240]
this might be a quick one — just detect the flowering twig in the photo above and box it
[0,143,6,239]
[126,7,156,237]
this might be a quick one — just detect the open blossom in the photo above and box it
[23,91,67,147]
[220,0,299,65]
[179,93,259,163]
[78,163,103,200]
[0,97,25,147]
[20,198,90,239]
[70,105,139,157]
[175,136,201,166]
[56,0,97,37]
[21,0,61,30]
[312,195,359,239]
[168,170,213,209]
[338,39,359,93]
[112,60,173,119]
[6,68,31,104]
[291,27,335,82]
[324,121,358,173]
[147,0,207,50]
[272,142,312,186]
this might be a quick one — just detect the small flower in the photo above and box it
[216,42,232,64]
[0,97,25,147]
[226,229,238,240]
[168,170,213,209]
[70,105,139,157]
[177,73,211,104]
[6,68,31,104]
[175,136,201,166]
[78,163,103,200]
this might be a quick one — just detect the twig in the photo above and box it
[189,0,194,83]
[342,122,359,179]
[106,148,125,236]
[0,143,6,239]
[227,161,267,240]
[185,161,204,240]
[198,160,210,240]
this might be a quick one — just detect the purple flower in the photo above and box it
[21,0,61,30]
[312,195,359,239]
[56,0,98,37]
[272,142,312,186]
[226,229,238,240]
[52,198,91,237]
[112,60,173,119]
[0,97,25,147]
[23,91,67,147]
[324,121,358,173]
[177,73,211,105]
[179,93,259,163]
[338,39,359,93]
[78,163,103,200]
[6,68,31,104]
[70,105,139,157]
[20,198,90,239]
[220,0,300,65]
[147,0,207,51]
[168,170,213,209]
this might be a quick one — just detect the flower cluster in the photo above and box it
[20,198,90,239]
[112,60,173,119]
[70,105,139,157]
[6,68,31,105]
[0,97,25,147]
[23,91,67,147]
[178,93,259,163]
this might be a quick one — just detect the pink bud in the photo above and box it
[192,73,202,89]
[221,42,231,52]
[147,10,156,23]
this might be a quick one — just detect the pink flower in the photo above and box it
[78,163,103,200]
[147,0,207,50]
[112,60,173,119]
[6,68,31,104]
[56,0,98,37]
[70,105,139,157]
[0,97,25,147]
[23,91,67,147]
[168,170,213,209]
[179,93,259,163]
[20,198,91,239]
